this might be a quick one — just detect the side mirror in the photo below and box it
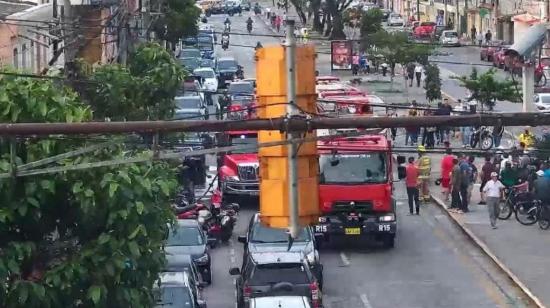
[397,165,406,180]
[396,155,406,165]
[229,267,240,275]
[237,235,247,244]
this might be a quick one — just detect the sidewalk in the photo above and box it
[427,158,550,307]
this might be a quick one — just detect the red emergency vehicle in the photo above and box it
[318,95,372,115]
[314,133,397,248]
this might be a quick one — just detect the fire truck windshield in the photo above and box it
[230,135,257,154]
[319,153,387,184]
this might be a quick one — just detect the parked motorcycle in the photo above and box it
[470,126,493,150]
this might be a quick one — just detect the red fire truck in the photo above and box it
[216,131,259,204]
[313,133,397,248]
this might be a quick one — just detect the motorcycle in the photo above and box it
[222,38,229,50]
[219,204,239,242]
[469,126,493,150]
[247,23,253,34]
[225,23,231,32]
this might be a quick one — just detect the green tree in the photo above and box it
[324,0,354,39]
[0,73,178,307]
[84,43,185,121]
[152,0,201,50]
[424,64,442,103]
[359,7,383,38]
[454,68,519,110]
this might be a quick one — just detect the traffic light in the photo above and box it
[255,45,319,229]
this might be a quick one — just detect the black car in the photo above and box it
[155,272,207,308]
[165,220,216,284]
[230,252,322,308]
[216,57,239,88]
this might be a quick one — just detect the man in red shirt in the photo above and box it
[440,148,455,201]
[405,156,420,215]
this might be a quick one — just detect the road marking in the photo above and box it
[339,252,350,267]
[360,293,374,308]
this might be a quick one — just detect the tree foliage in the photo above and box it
[359,7,383,38]
[366,30,433,73]
[152,0,201,48]
[0,73,178,306]
[454,68,519,110]
[324,0,354,39]
[424,64,442,102]
[83,43,185,121]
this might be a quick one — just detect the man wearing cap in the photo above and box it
[482,172,504,229]
[417,145,431,201]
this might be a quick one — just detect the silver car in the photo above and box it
[174,95,208,120]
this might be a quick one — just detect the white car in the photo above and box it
[250,296,311,308]
[387,13,404,26]
[440,30,460,46]
[534,93,550,112]
[193,68,218,93]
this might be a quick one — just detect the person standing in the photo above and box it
[467,156,478,203]
[476,32,484,46]
[458,155,472,212]
[479,155,496,205]
[518,127,536,148]
[406,62,415,86]
[414,63,423,87]
[440,148,455,201]
[405,156,420,215]
[470,26,477,43]
[417,145,431,202]
[387,108,398,141]
[492,122,504,148]
[352,53,360,75]
[483,172,504,229]
[275,15,282,32]
[485,29,492,44]
[450,158,463,211]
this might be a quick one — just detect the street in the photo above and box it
[200,12,531,308]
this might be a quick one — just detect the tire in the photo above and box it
[382,235,395,248]
[538,218,550,230]
[498,199,513,220]
[480,135,493,150]
[515,203,538,225]
[204,268,212,284]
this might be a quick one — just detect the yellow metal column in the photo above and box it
[255,45,319,229]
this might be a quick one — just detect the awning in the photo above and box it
[496,13,517,22]
[512,13,541,24]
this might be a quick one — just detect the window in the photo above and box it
[166,226,204,246]
[250,264,309,285]
[13,48,18,68]
[319,152,388,184]
[22,44,27,68]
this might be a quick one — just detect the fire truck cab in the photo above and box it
[216,131,259,203]
[314,133,397,248]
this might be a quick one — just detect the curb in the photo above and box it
[430,194,546,308]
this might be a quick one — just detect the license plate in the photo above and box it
[345,228,361,235]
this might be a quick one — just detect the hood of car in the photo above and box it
[248,241,312,254]
[165,245,206,258]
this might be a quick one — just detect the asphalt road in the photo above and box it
[197,12,532,308]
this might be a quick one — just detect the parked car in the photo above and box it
[439,30,460,46]
[155,272,207,308]
[179,57,201,71]
[238,213,323,286]
[387,13,404,26]
[165,254,208,291]
[480,40,504,61]
[413,21,436,39]
[200,58,215,69]
[381,9,391,21]
[174,95,208,120]
[180,48,202,59]
[534,93,550,112]
[216,57,240,88]
[229,252,322,308]
[165,219,216,283]
[193,67,218,93]
[492,45,510,68]
[250,296,311,308]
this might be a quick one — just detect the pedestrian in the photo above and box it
[492,122,504,148]
[414,63,423,87]
[440,148,455,201]
[405,156,421,215]
[417,145,431,202]
[352,53,360,75]
[275,15,282,32]
[476,32,484,46]
[485,29,492,44]
[450,158,462,211]
[467,156,478,203]
[458,154,472,212]
[479,155,495,205]
[406,62,415,87]
[500,161,518,188]
[483,172,504,229]
[518,126,536,148]
[387,108,398,141]
[500,153,511,171]
[470,26,477,43]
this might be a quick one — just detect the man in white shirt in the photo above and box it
[482,172,504,229]
[414,64,423,87]
[499,153,511,171]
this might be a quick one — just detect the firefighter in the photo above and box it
[518,126,536,148]
[417,145,432,201]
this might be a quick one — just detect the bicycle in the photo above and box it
[536,200,550,230]
[498,182,538,225]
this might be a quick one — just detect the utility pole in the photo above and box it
[523,63,535,112]
[416,0,420,21]
[285,19,299,239]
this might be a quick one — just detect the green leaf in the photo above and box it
[141,178,152,193]
[27,197,39,208]
[84,189,94,197]
[18,205,28,216]
[105,263,115,276]
[98,234,110,245]
[159,181,170,196]
[18,283,28,304]
[39,179,55,193]
[39,101,48,116]
[109,182,119,197]
[72,181,83,193]
[128,225,142,239]
[135,201,144,215]
[87,285,101,304]
[7,259,19,274]
[127,241,140,257]
[33,283,46,299]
